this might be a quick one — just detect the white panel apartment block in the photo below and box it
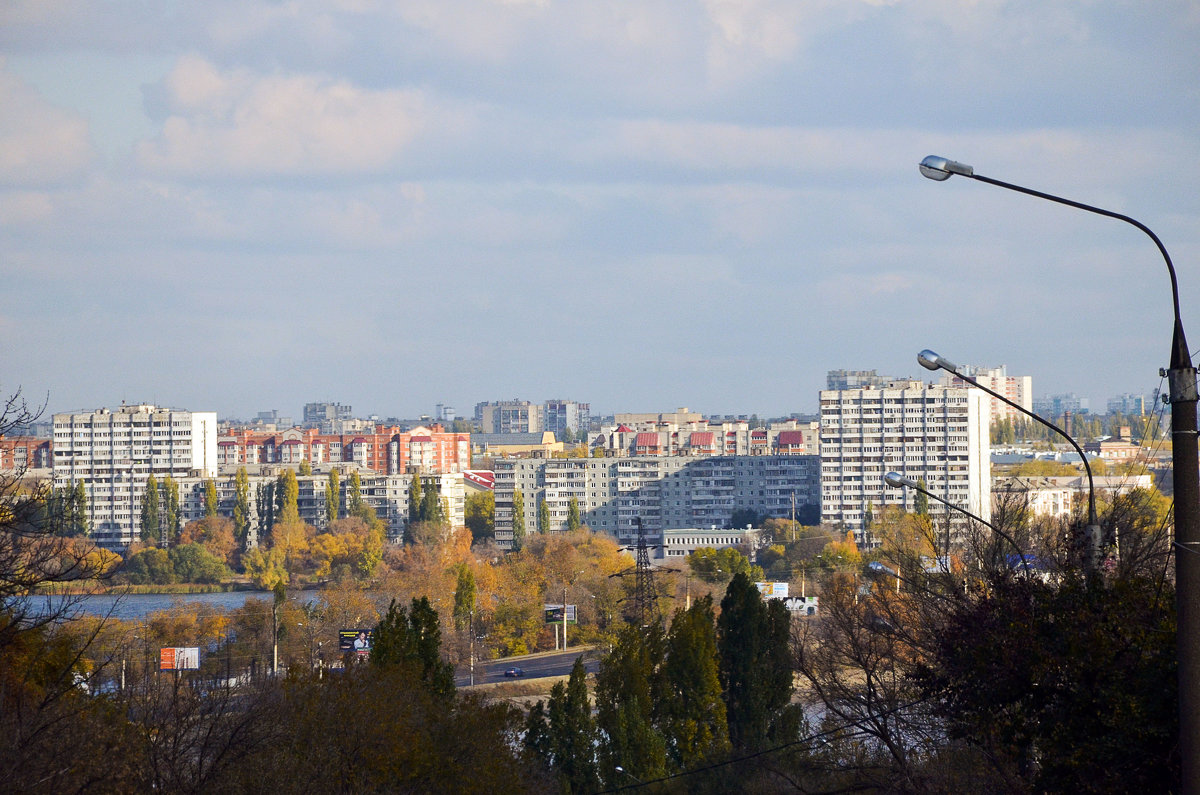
[52,405,219,550]
[819,381,990,545]
[493,454,820,550]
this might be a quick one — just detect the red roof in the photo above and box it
[690,432,715,446]
[751,430,767,438]
[281,439,302,446]
[464,470,495,490]
[616,424,633,433]
[776,431,806,446]
[410,436,432,443]
[635,432,660,447]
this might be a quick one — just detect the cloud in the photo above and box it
[136,56,461,178]
[0,59,94,186]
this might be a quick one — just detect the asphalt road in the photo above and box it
[455,646,602,687]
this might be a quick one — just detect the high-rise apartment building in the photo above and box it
[937,364,1033,425]
[1033,394,1090,416]
[493,454,820,549]
[475,400,543,434]
[827,370,900,390]
[544,399,590,438]
[819,380,990,543]
[302,402,353,428]
[52,405,218,550]
[1107,393,1147,416]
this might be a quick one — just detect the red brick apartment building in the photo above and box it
[216,425,470,474]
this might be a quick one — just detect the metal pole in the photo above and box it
[919,156,1200,791]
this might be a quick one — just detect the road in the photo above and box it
[455,646,602,687]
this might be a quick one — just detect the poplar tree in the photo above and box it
[140,474,160,545]
[546,658,600,793]
[233,467,251,547]
[277,469,300,526]
[511,489,526,552]
[325,468,341,527]
[452,565,476,631]
[163,476,181,541]
[370,597,454,699]
[408,474,423,523]
[71,482,89,536]
[256,481,276,546]
[662,596,730,768]
[538,499,550,534]
[204,478,219,518]
[567,497,582,532]
[347,470,366,519]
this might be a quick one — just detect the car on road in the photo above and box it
[503,667,524,677]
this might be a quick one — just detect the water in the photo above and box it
[29,590,275,621]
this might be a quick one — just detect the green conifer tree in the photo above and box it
[140,474,160,545]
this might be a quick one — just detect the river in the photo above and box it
[32,591,276,621]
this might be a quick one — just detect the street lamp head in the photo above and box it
[918,348,956,374]
[884,471,916,490]
[919,155,974,181]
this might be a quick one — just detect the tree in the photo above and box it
[687,546,763,583]
[347,470,366,520]
[537,498,550,534]
[465,490,495,543]
[730,508,759,529]
[232,467,251,549]
[255,481,275,547]
[545,657,600,793]
[408,475,423,524]
[594,623,667,786]
[276,469,300,527]
[297,459,312,476]
[906,479,928,518]
[419,478,444,525]
[163,475,181,541]
[325,468,341,527]
[453,564,476,632]
[123,546,175,584]
[662,595,729,768]
[140,473,160,545]
[203,478,219,518]
[369,597,455,699]
[168,542,230,583]
[717,572,795,750]
[70,481,89,537]
[511,489,526,552]
[567,497,582,532]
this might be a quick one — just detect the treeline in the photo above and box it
[991,410,1165,445]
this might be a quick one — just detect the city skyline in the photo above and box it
[4,3,1198,421]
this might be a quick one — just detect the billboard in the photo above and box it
[160,647,200,670]
[339,629,374,655]
[543,604,577,624]
[756,582,789,599]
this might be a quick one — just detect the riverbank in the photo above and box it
[38,580,260,596]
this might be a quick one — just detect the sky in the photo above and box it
[3,1,1200,422]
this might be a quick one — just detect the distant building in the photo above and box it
[303,402,354,428]
[52,405,218,550]
[657,526,762,561]
[590,417,820,458]
[493,454,819,549]
[826,370,900,390]
[994,474,1154,519]
[544,399,591,438]
[216,425,469,475]
[937,364,1033,425]
[475,400,542,434]
[819,380,991,544]
[1033,394,1090,416]
[1107,393,1147,416]
[0,435,53,471]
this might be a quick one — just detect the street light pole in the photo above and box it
[916,347,1101,569]
[919,155,1200,792]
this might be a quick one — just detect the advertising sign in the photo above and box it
[543,604,577,624]
[755,582,789,599]
[339,629,374,655]
[159,647,200,670]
